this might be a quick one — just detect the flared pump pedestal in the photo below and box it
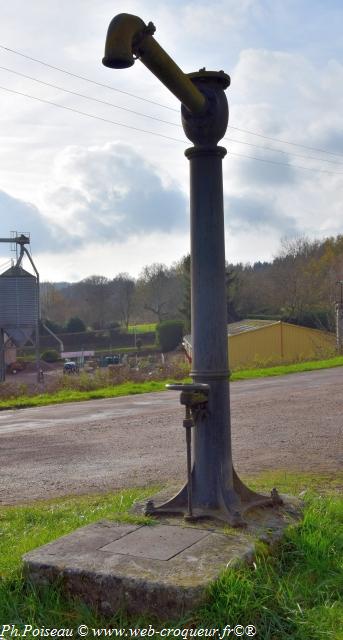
[144,384,282,528]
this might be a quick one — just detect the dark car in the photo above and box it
[103,355,121,366]
[63,361,79,374]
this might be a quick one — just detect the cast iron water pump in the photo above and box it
[102,14,281,526]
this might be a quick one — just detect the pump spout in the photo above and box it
[102,13,207,115]
[102,13,148,69]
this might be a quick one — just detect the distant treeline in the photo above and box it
[41,235,343,334]
[39,328,156,351]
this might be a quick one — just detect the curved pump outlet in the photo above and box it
[102,13,149,69]
[102,13,207,115]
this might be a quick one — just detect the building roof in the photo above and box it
[183,319,279,347]
[0,264,35,278]
[227,319,279,335]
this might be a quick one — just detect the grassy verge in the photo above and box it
[232,354,343,380]
[0,380,179,410]
[0,473,342,638]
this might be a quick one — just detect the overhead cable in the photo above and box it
[0,84,185,143]
[0,65,180,128]
[0,64,342,167]
[0,84,342,176]
[0,44,177,111]
[228,125,343,159]
[1,43,342,159]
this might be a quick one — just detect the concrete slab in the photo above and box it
[23,498,301,618]
[100,524,208,560]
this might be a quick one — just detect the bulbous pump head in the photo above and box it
[102,13,207,115]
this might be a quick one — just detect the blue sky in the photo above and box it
[0,0,342,280]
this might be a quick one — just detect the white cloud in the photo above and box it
[0,142,189,279]
[44,142,188,241]
[0,0,343,279]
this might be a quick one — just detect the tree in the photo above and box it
[156,320,184,352]
[110,273,136,329]
[226,264,241,322]
[65,316,86,333]
[138,263,171,322]
[271,237,324,318]
[177,254,191,332]
[41,349,59,363]
[76,275,110,329]
[41,318,64,334]
[40,282,71,325]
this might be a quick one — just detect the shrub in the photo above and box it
[156,320,184,352]
[65,316,86,333]
[41,349,59,363]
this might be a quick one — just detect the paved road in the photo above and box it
[0,368,342,504]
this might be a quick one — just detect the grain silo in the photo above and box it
[0,233,41,382]
[0,264,39,346]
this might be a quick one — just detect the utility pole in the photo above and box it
[336,281,343,353]
[0,329,5,382]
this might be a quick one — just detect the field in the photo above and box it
[127,323,157,334]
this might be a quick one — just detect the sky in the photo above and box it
[0,0,342,281]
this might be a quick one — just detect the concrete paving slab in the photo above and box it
[100,524,208,560]
[23,499,301,618]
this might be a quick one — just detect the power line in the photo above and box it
[229,150,343,174]
[1,64,342,167]
[1,44,342,160]
[225,136,343,166]
[228,125,343,159]
[0,84,185,143]
[0,83,342,175]
[0,65,180,128]
[0,44,177,112]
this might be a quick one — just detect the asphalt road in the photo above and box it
[0,368,342,504]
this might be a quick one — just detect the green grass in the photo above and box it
[231,355,343,380]
[127,324,157,334]
[198,491,343,639]
[0,380,180,410]
[0,488,156,631]
[0,474,342,638]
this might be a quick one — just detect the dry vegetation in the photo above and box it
[0,359,190,401]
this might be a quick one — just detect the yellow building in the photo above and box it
[183,319,336,370]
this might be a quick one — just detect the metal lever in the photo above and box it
[166,383,209,521]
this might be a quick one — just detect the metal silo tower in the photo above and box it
[0,234,40,381]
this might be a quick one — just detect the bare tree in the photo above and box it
[75,275,111,329]
[110,273,136,329]
[40,282,72,325]
[138,263,171,322]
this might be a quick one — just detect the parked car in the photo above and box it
[7,361,25,374]
[102,355,121,366]
[63,361,79,374]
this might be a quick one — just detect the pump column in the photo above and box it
[336,301,343,352]
[186,145,234,505]
[180,71,243,521]
[0,329,5,382]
